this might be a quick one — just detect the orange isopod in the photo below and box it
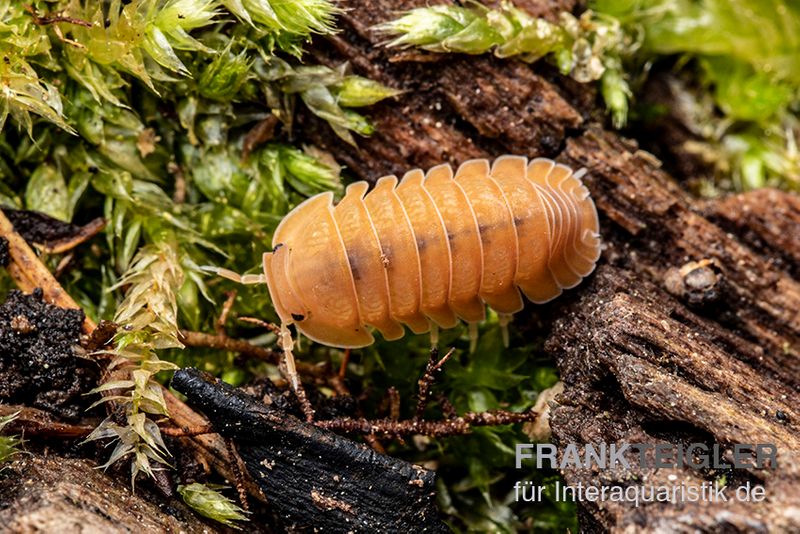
[260,155,600,348]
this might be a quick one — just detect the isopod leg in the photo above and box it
[468,321,479,354]
[279,323,315,422]
[498,313,513,348]
[430,322,440,347]
[209,267,266,285]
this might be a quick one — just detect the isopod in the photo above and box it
[239,155,602,349]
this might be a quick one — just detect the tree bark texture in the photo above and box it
[0,454,214,533]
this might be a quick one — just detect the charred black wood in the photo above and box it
[171,368,447,533]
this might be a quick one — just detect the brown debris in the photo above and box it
[136,127,160,158]
[0,404,96,438]
[242,115,280,161]
[664,258,722,306]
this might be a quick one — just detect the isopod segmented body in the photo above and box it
[263,155,601,348]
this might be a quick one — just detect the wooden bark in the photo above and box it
[301,2,800,530]
[171,369,446,533]
[546,132,800,531]
[0,454,213,533]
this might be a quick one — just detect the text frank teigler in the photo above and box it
[514,442,776,507]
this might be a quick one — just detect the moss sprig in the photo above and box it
[84,242,187,486]
[178,482,249,528]
[0,2,74,135]
[258,58,402,145]
[0,411,21,468]
[375,2,634,127]
[0,0,395,145]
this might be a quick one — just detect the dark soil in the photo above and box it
[0,208,82,245]
[0,289,98,420]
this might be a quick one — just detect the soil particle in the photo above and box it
[0,289,98,420]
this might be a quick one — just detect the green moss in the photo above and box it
[178,483,248,528]
[0,412,21,468]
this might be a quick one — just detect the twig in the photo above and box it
[436,394,457,420]
[180,329,277,361]
[364,434,387,453]
[53,252,74,278]
[339,348,350,379]
[242,115,279,161]
[386,387,404,446]
[237,316,281,336]
[41,217,106,254]
[0,209,95,333]
[316,409,541,437]
[158,424,214,437]
[23,4,91,49]
[23,4,92,26]
[328,373,349,396]
[225,438,251,513]
[387,387,401,421]
[178,329,324,378]
[415,347,455,420]
[216,290,237,335]
[0,404,96,438]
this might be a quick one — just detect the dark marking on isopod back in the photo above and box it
[347,254,361,281]
[273,243,284,252]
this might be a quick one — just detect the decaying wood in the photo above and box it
[546,265,800,531]
[544,133,800,531]
[0,404,96,438]
[558,131,800,385]
[301,0,589,181]
[0,454,212,533]
[295,2,800,529]
[171,368,447,533]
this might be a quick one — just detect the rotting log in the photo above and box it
[297,1,800,530]
[0,454,213,533]
[546,133,800,531]
[171,368,447,533]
